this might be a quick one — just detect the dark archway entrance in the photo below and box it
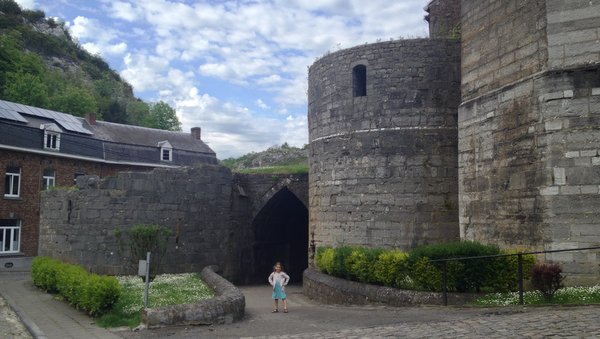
[251,187,308,284]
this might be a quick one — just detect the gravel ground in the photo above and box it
[0,295,32,339]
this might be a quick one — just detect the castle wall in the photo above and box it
[308,40,461,253]
[536,66,600,282]
[459,0,600,282]
[546,0,600,69]
[39,165,244,280]
[461,0,547,101]
[426,0,461,39]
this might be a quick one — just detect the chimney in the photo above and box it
[85,112,96,125]
[191,127,201,140]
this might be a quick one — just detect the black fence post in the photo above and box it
[518,253,524,305]
[443,260,448,306]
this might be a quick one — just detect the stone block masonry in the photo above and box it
[459,0,600,283]
[39,165,241,279]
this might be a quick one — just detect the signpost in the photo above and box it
[138,252,151,308]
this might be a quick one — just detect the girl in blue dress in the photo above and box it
[268,262,290,313]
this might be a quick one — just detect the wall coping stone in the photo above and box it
[303,268,476,306]
[142,265,245,328]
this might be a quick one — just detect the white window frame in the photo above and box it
[0,220,21,254]
[158,140,173,162]
[41,123,61,151]
[4,167,21,198]
[43,169,56,190]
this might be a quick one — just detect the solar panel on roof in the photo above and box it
[0,99,92,135]
[0,107,28,123]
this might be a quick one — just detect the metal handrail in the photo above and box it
[428,245,600,305]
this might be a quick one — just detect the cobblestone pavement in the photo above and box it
[120,285,600,339]
[0,294,33,339]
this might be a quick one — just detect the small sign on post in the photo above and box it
[138,260,147,277]
[138,252,151,308]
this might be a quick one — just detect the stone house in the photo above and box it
[0,99,216,259]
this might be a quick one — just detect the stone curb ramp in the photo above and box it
[303,268,476,306]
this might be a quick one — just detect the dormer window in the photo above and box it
[158,141,173,162]
[41,124,61,151]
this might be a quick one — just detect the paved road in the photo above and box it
[2,272,600,338]
[119,285,600,338]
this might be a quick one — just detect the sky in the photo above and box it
[16,0,430,159]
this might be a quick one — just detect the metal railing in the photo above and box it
[430,246,600,306]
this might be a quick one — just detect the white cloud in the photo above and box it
[121,52,170,91]
[15,0,36,9]
[69,16,128,56]
[46,0,430,157]
[256,99,269,110]
[107,1,141,22]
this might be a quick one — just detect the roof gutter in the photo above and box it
[0,143,180,169]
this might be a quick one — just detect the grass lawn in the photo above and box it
[97,273,214,328]
[473,285,600,306]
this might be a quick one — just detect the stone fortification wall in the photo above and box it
[459,0,600,282]
[535,67,600,281]
[308,39,461,253]
[546,0,600,69]
[38,165,243,280]
[461,0,548,101]
[426,0,461,39]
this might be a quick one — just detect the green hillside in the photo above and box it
[0,0,180,131]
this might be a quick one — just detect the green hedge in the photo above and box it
[315,241,536,293]
[31,257,121,316]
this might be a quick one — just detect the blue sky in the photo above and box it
[16,0,430,158]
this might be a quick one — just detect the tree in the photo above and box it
[126,99,150,126]
[148,101,181,131]
[0,0,22,16]
[3,71,49,107]
[49,86,98,117]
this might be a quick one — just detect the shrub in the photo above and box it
[373,250,410,288]
[408,241,501,292]
[315,246,335,274]
[32,256,60,292]
[116,224,172,278]
[531,262,564,301]
[30,256,121,316]
[411,257,441,291]
[331,246,353,278]
[81,274,121,316]
[486,251,536,292]
[55,263,87,304]
[346,247,383,283]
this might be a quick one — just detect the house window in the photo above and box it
[44,132,60,150]
[158,141,173,162]
[162,148,172,161]
[42,169,55,190]
[0,219,21,253]
[41,124,62,151]
[4,167,21,198]
[353,64,367,97]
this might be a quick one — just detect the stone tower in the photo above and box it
[307,18,462,257]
